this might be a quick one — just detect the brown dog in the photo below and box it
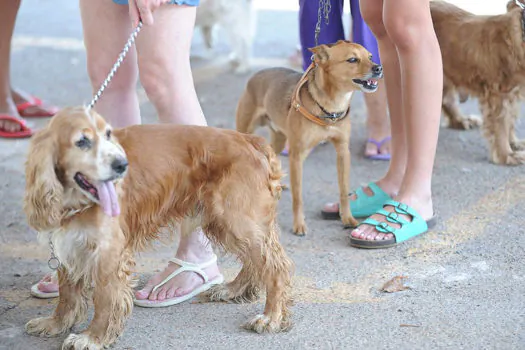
[235,40,383,235]
[23,107,293,349]
[432,0,525,165]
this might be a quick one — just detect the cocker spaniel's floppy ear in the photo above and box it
[23,129,64,232]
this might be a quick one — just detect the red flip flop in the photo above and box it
[16,96,58,118]
[0,114,33,138]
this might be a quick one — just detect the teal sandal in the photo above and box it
[321,182,392,220]
[349,199,437,249]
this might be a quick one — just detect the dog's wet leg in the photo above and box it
[480,95,525,165]
[442,78,481,130]
[242,222,294,333]
[62,245,134,350]
[26,267,88,338]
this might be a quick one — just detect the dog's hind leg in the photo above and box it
[509,102,525,151]
[270,129,287,155]
[442,78,481,130]
[235,92,259,134]
[204,209,293,332]
[242,221,294,333]
[26,267,88,338]
[207,258,261,303]
[480,94,525,165]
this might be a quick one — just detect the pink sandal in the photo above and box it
[16,96,59,118]
[30,272,59,299]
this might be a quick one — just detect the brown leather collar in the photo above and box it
[291,62,350,127]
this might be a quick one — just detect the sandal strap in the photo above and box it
[375,209,410,226]
[151,254,218,294]
[360,217,397,234]
[383,199,419,219]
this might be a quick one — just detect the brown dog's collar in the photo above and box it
[291,63,350,127]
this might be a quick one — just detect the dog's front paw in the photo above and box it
[62,333,102,350]
[461,114,482,129]
[207,283,259,304]
[505,151,525,165]
[448,114,482,130]
[292,220,308,236]
[341,214,359,228]
[243,314,291,334]
[511,139,525,151]
[25,317,68,338]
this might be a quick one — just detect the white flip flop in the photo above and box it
[30,272,59,299]
[134,254,224,308]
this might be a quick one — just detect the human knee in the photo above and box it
[383,13,429,52]
[359,1,388,40]
[86,58,137,94]
[138,60,173,104]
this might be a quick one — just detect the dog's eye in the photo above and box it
[369,55,373,61]
[106,129,112,140]
[347,57,359,63]
[75,136,91,150]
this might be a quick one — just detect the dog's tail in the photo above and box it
[243,134,284,200]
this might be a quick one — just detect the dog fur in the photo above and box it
[431,0,525,165]
[235,40,383,235]
[23,106,293,349]
[195,0,256,74]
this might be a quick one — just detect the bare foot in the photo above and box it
[350,195,434,241]
[364,136,391,159]
[322,181,396,214]
[35,272,59,294]
[0,98,24,133]
[135,253,221,302]
[11,88,58,117]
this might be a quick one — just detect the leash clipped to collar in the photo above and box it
[87,22,143,110]
[291,62,349,127]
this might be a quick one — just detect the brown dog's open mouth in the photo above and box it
[74,172,99,200]
[352,78,379,91]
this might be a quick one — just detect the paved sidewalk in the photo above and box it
[0,1,523,349]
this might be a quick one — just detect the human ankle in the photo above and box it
[376,177,401,197]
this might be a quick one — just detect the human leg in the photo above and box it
[0,0,25,134]
[128,2,219,303]
[321,0,403,218]
[79,0,141,128]
[350,0,442,245]
[349,0,391,160]
[136,3,206,126]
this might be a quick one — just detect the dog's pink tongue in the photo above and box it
[95,181,120,217]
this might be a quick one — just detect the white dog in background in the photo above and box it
[194,0,256,73]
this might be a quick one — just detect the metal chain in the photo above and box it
[314,0,332,47]
[48,237,61,270]
[87,22,143,110]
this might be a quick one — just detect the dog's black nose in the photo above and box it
[111,157,128,175]
[372,64,383,75]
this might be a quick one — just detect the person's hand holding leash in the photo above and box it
[129,0,170,26]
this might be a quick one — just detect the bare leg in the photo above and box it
[136,4,206,126]
[351,0,442,241]
[363,82,391,157]
[33,0,220,303]
[132,4,217,300]
[0,0,22,132]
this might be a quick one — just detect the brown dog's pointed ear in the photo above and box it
[507,0,522,11]
[308,44,330,65]
[24,129,64,232]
